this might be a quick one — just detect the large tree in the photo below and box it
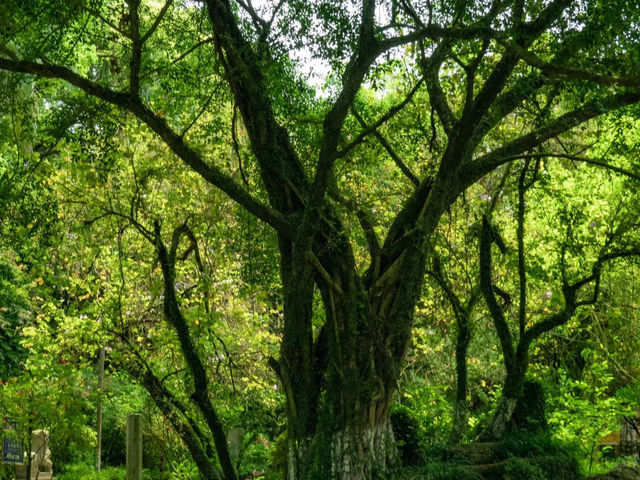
[2,1,640,478]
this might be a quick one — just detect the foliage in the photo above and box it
[501,455,580,480]
[390,405,424,467]
[1,0,640,478]
[57,463,172,480]
[548,359,638,474]
[0,253,29,379]
[390,463,482,480]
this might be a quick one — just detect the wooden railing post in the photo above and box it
[126,414,142,480]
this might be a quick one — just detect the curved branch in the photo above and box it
[154,221,237,480]
[141,0,175,44]
[464,90,640,184]
[480,216,515,373]
[336,79,423,162]
[502,39,640,87]
[0,57,289,232]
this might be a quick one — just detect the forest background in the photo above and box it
[1,0,640,479]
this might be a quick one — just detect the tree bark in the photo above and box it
[450,321,471,444]
[483,369,526,440]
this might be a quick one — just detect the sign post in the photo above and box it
[2,419,23,464]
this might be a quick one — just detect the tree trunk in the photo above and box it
[450,322,471,444]
[484,395,519,441]
[483,369,526,440]
[291,409,396,480]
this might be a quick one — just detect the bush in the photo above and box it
[102,421,126,467]
[486,432,581,480]
[503,456,545,480]
[490,431,576,460]
[391,405,424,466]
[57,463,170,480]
[391,462,483,480]
[58,463,125,480]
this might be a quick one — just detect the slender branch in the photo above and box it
[521,249,640,349]
[80,5,128,36]
[480,216,515,373]
[307,251,344,295]
[502,39,640,87]
[474,151,640,186]
[426,254,466,323]
[0,57,289,232]
[141,37,215,80]
[330,188,381,263]
[181,87,217,137]
[84,209,155,243]
[141,0,175,44]
[336,80,423,161]
[351,107,420,186]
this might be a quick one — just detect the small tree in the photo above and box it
[480,160,640,440]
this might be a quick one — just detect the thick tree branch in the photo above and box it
[0,57,289,232]
[464,90,640,185]
[516,162,529,335]
[304,0,381,232]
[380,24,498,52]
[127,0,142,95]
[462,0,572,146]
[480,216,515,373]
[134,364,221,479]
[420,42,457,136]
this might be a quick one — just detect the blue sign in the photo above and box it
[2,420,23,464]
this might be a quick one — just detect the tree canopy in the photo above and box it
[2,1,640,479]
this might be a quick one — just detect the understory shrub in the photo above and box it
[391,405,425,466]
[488,432,581,480]
[57,462,168,480]
[391,462,483,480]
